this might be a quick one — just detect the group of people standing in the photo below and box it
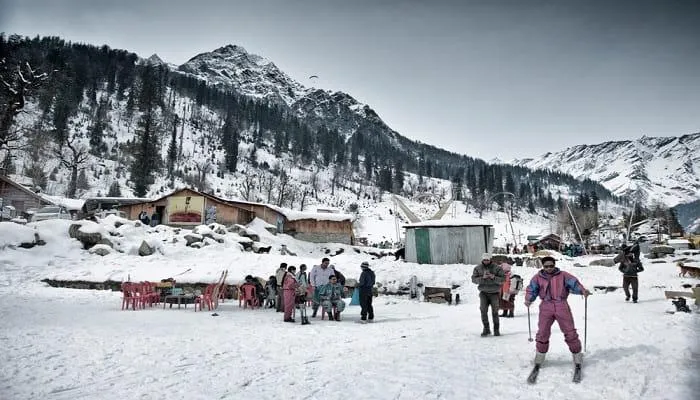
[269,257,376,324]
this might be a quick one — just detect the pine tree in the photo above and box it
[167,114,178,177]
[365,151,373,181]
[107,181,122,197]
[1,152,15,174]
[393,159,405,194]
[76,169,90,191]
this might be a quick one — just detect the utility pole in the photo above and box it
[565,200,588,255]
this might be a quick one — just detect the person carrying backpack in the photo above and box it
[499,263,523,318]
[614,244,644,303]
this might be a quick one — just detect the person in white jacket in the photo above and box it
[309,258,336,317]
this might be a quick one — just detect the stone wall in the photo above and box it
[290,232,352,245]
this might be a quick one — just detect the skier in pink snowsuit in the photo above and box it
[525,256,590,367]
[283,266,299,323]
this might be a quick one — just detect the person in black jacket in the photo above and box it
[614,245,644,303]
[358,261,376,323]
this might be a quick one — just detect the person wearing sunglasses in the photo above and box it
[524,256,590,368]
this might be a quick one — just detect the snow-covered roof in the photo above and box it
[403,217,493,228]
[266,205,353,222]
[38,194,85,211]
[667,239,690,244]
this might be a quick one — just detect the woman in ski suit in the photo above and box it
[525,256,590,366]
[282,266,299,322]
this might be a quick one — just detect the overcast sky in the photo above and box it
[2,0,699,160]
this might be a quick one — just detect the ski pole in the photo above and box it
[584,295,588,353]
[527,305,533,342]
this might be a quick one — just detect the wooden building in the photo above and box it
[404,218,494,265]
[226,201,355,244]
[119,188,254,227]
[0,175,53,214]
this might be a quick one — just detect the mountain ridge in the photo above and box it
[510,132,700,207]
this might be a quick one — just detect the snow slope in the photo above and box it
[0,217,698,399]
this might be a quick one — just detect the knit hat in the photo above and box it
[481,253,492,260]
[361,261,370,269]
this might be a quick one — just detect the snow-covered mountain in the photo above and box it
[178,45,401,142]
[511,133,700,207]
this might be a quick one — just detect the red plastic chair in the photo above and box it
[195,284,216,312]
[121,282,139,310]
[306,285,314,306]
[238,284,259,309]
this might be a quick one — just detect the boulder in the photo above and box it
[138,240,155,256]
[229,224,260,242]
[190,242,206,249]
[184,233,203,246]
[208,223,228,235]
[590,258,615,267]
[89,244,112,256]
[69,224,107,250]
[69,223,82,239]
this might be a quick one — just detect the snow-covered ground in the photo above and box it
[0,216,699,400]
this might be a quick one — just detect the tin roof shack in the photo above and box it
[225,202,355,244]
[81,197,151,219]
[119,188,254,227]
[536,234,563,251]
[404,218,495,265]
[282,209,355,245]
[0,174,52,214]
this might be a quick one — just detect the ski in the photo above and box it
[572,364,582,383]
[527,365,541,384]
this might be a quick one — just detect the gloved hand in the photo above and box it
[483,272,494,279]
[524,300,531,307]
[583,289,591,298]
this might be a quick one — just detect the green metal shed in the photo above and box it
[403,219,494,265]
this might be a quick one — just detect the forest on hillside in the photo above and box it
[1,34,626,226]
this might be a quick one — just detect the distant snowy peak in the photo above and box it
[511,133,700,207]
[179,44,305,105]
[175,44,399,141]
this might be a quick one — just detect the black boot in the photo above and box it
[494,325,500,336]
[500,310,508,317]
[334,311,341,321]
[301,316,310,325]
[481,324,491,337]
[508,309,514,318]
[311,308,317,318]
[327,311,334,320]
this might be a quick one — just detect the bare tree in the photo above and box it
[54,135,89,198]
[0,60,49,151]
[299,189,310,211]
[193,159,211,192]
[309,168,321,200]
[330,164,346,196]
[239,173,256,201]
[261,173,276,203]
[276,170,290,206]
